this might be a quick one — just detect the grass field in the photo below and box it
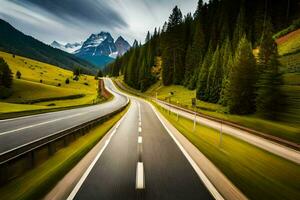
[277,29,300,56]
[0,105,128,200]
[156,104,300,200]
[0,51,99,116]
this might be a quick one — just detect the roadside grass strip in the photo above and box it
[115,78,300,145]
[156,104,300,200]
[0,106,129,200]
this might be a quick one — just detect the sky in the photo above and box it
[0,0,202,45]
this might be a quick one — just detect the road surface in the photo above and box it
[67,79,214,200]
[0,80,127,154]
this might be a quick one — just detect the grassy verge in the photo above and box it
[0,105,128,200]
[115,78,300,144]
[155,103,300,200]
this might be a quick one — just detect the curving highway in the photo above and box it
[67,79,214,200]
[0,80,128,154]
[0,79,215,199]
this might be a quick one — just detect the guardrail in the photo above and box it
[114,80,300,150]
[0,95,129,185]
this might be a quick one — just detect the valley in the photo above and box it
[0,51,101,117]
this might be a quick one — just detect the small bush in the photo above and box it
[12,54,15,58]
[40,79,43,83]
[16,71,21,79]
[65,78,70,84]
[57,83,61,87]
[47,103,56,106]
[84,82,89,86]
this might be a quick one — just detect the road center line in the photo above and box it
[138,136,143,144]
[138,127,142,133]
[136,162,145,189]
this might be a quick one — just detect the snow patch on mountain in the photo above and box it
[50,41,82,53]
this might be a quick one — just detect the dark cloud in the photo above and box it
[12,0,128,28]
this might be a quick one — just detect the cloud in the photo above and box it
[0,0,200,44]
[12,0,128,28]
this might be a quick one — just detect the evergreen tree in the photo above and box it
[161,6,184,85]
[232,5,246,51]
[219,37,234,105]
[256,23,284,119]
[193,0,203,19]
[196,45,213,100]
[227,36,257,114]
[97,70,103,78]
[0,57,13,88]
[184,20,205,89]
[205,46,223,103]
[0,57,13,99]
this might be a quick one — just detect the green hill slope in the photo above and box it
[0,51,99,115]
[0,19,96,74]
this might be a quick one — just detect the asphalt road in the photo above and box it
[0,80,128,154]
[69,79,213,200]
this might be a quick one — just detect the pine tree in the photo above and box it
[256,23,284,119]
[0,57,13,99]
[219,37,234,105]
[184,20,205,89]
[196,45,213,100]
[205,46,223,103]
[227,36,257,114]
[232,5,246,51]
[97,70,103,78]
[161,6,184,85]
[0,57,13,88]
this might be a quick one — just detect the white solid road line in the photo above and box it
[138,127,142,133]
[136,162,145,189]
[149,103,224,200]
[138,136,143,144]
[66,103,131,200]
[0,112,88,136]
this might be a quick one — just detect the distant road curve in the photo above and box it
[0,80,128,155]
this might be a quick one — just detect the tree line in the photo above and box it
[105,0,299,119]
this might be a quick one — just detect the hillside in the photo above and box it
[113,24,300,143]
[276,28,300,125]
[0,51,99,115]
[0,19,96,74]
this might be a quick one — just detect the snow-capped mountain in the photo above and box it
[76,32,117,57]
[50,41,82,53]
[51,32,131,68]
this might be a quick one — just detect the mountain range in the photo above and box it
[0,19,96,74]
[50,41,83,54]
[51,32,131,67]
